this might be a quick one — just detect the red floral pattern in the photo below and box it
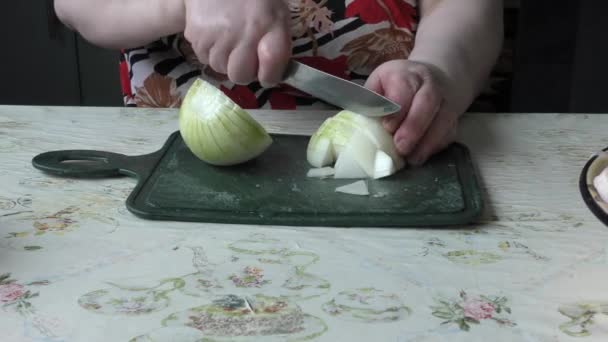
[0,283,24,303]
[345,0,417,29]
[463,299,496,321]
[220,85,259,109]
[120,0,419,109]
[431,290,515,331]
[269,90,297,109]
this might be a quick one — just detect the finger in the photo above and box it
[257,26,291,87]
[381,74,420,134]
[407,109,458,166]
[184,20,217,66]
[228,40,259,85]
[363,70,384,94]
[365,71,396,128]
[393,81,442,155]
[209,37,236,75]
[190,38,214,66]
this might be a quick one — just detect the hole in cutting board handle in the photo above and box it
[32,150,129,179]
[59,156,109,167]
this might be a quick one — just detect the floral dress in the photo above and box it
[119,0,419,110]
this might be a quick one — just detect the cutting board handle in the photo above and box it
[32,150,153,179]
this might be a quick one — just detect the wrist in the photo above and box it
[407,50,476,114]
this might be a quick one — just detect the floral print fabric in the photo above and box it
[119,0,418,109]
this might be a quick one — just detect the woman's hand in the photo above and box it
[183,0,292,86]
[365,59,459,166]
[364,0,503,165]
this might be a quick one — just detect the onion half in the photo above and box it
[179,79,272,166]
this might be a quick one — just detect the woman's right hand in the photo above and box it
[183,0,292,86]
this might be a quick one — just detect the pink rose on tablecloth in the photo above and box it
[0,283,25,303]
[462,299,495,321]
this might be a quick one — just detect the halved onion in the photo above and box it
[179,79,272,166]
[307,110,405,179]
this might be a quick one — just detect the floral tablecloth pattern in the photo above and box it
[1,106,608,341]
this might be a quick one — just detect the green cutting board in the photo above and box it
[32,131,483,227]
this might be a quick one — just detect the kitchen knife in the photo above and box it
[282,60,401,117]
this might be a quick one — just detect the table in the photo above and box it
[1,106,607,341]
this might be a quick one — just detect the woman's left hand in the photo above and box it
[365,59,461,166]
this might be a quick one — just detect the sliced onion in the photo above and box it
[307,110,405,179]
[179,79,272,166]
[307,167,335,178]
[334,131,375,178]
[335,180,369,195]
[334,147,368,179]
[374,150,398,179]
[332,111,403,169]
[306,137,334,168]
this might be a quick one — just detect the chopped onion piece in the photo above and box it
[332,111,403,169]
[374,150,398,179]
[333,131,377,179]
[335,180,369,196]
[307,137,333,168]
[307,167,335,178]
[306,110,405,179]
[334,146,368,179]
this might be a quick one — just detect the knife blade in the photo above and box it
[281,60,401,117]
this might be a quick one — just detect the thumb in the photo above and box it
[366,69,419,134]
[365,69,402,133]
[257,26,291,87]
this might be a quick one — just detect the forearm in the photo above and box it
[409,0,504,111]
[54,0,185,49]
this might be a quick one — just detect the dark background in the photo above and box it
[1,0,606,113]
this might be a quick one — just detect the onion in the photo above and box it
[179,79,272,166]
[374,151,398,179]
[307,167,335,178]
[594,166,608,203]
[307,110,405,179]
[306,136,333,168]
[334,148,368,179]
[334,131,374,178]
[335,180,369,195]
